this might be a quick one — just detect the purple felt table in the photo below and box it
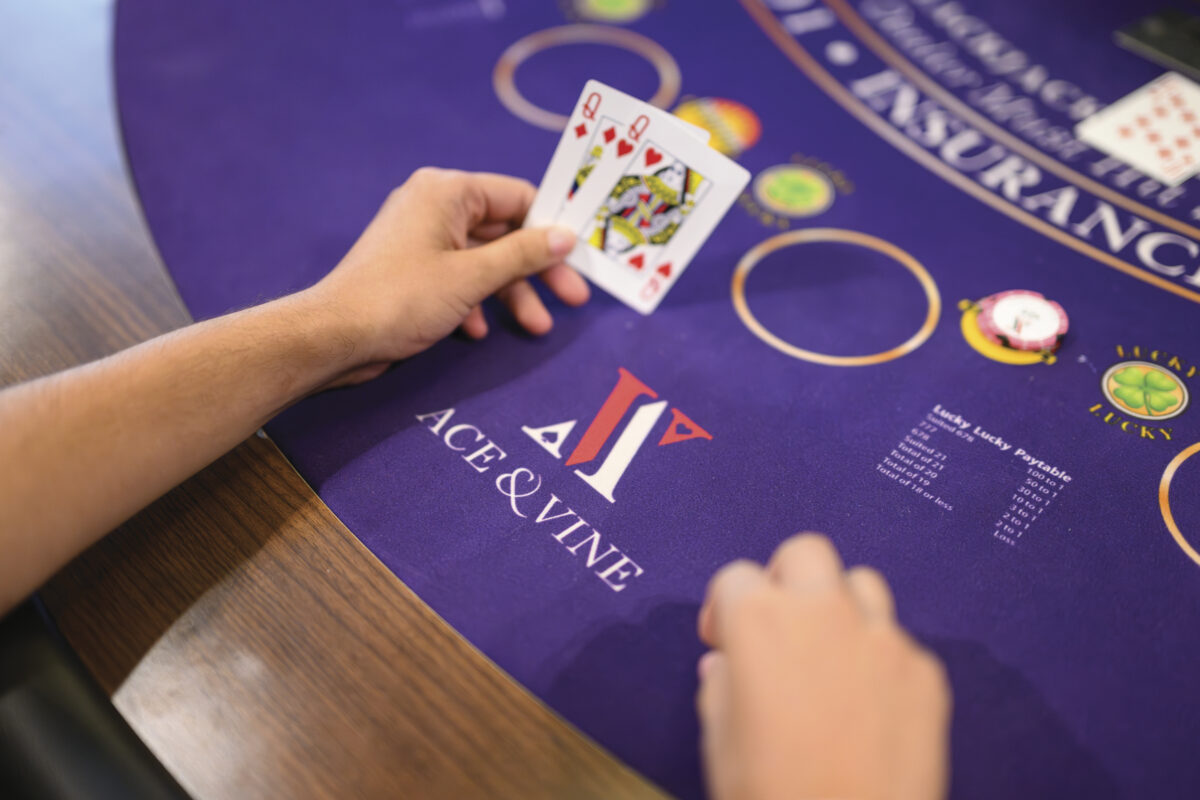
[115,1,1200,796]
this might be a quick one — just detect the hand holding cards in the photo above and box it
[527,81,749,314]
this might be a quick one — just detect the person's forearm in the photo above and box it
[0,289,358,612]
[0,168,581,613]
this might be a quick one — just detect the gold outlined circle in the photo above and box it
[731,229,941,367]
[1160,442,1200,567]
[493,25,681,132]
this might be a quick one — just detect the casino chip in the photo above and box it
[975,290,1068,352]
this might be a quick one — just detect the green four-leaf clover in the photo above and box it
[1111,367,1181,414]
[766,173,821,206]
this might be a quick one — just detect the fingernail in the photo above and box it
[547,226,575,257]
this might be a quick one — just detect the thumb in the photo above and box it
[463,225,576,293]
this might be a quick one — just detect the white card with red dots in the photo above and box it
[525,80,746,314]
[560,122,749,315]
[524,80,708,229]
[1076,72,1200,187]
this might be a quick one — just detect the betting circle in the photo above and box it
[493,25,681,131]
[672,97,762,157]
[1160,441,1200,568]
[1102,360,1190,421]
[752,165,835,217]
[731,229,941,367]
[574,0,652,23]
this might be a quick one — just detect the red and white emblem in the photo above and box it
[522,367,711,502]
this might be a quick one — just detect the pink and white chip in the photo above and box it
[976,290,1069,352]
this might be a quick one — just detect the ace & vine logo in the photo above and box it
[521,367,712,503]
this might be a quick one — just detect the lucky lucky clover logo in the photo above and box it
[1088,345,1194,440]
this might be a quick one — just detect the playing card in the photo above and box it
[1075,72,1200,187]
[560,128,750,314]
[524,80,709,228]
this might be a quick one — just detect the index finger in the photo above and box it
[766,533,844,593]
[459,172,537,228]
[697,559,768,649]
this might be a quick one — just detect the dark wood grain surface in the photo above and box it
[0,2,665,797]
